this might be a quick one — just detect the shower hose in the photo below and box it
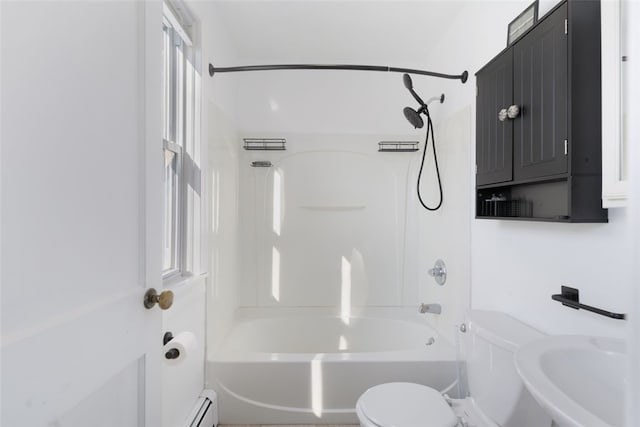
[416,111,444,211]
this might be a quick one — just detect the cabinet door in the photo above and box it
[513,3,568,181]
[476,49,513,186]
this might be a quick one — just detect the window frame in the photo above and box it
[162,6,192,281]
[601,0,629,207]
[162,139,183,280]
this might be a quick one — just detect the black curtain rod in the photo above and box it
[208,63,468,83]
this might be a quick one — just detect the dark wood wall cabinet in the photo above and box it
[475,0,607,223]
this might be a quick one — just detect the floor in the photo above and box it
[219,425,358,427]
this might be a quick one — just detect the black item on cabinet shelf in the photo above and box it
[474,0,607,223]
[552,286,626,320]
[478,194,532,218]
[476,178,603,222]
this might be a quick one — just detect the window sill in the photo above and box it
[163,272,208,291]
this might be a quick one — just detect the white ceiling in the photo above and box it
[209,1,466,65]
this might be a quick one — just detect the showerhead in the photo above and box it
[404,106,424,129]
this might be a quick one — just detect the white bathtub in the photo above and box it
[208,308,458,425]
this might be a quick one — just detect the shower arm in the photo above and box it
[208,63,469,83]
[425,94,445,106]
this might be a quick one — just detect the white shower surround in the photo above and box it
[209,308,457,425]
[237,136,422,309]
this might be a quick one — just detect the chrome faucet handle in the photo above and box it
[428,266,444,276]
[427,259,447,286]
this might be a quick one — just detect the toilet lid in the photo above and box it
[357,382,458,427]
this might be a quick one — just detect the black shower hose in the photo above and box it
[416,111,444,211]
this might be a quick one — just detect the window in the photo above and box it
[162,2,199,278]
[602,0,630,207]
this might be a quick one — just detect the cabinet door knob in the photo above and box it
[507,104,520,119]
[498,108,508,122]
[143,288,174,310]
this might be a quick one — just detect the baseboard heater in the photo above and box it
[183,389,218,427]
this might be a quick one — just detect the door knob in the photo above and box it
[507,104,520,119]
[144,288,174,310]
[498,108,508,122]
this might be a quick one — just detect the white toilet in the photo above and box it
[355,310,552,427]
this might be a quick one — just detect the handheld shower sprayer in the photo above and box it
[403,74,427,107]
[402,73,444,211]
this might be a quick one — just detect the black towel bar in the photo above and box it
[551,286,626,320]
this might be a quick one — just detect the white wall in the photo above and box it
[185,1,243,354]
[417,0,632,338]
[418,107,472,342]
[626,1,640,424]
[228,65,459,136]
[207,103,240,350]
[150,3,212,425]
[162,279,206,427]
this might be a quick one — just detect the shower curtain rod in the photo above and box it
[208,63,469,83]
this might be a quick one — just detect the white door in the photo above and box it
[1,2,164,426]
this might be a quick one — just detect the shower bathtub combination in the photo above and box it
[209,308,458,425]
[208,132,464,424]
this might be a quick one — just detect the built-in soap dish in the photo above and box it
[250,161,272,167]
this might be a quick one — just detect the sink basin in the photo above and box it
[515,335,627,427]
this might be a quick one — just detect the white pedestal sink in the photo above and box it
[515,335,627,427]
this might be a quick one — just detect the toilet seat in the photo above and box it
[356,382,459,427]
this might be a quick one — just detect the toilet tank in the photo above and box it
[464,310,551,427]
